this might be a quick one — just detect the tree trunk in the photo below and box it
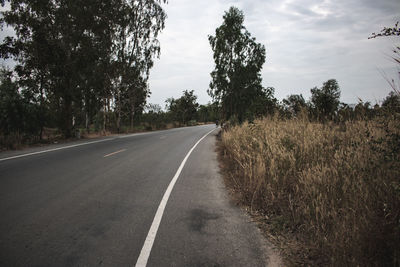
[103,98,106,133]
[85,111,89,133]
[117,90,121,133]
[130,108,135,131]
[63,95,73,138]
[39,77,45,141]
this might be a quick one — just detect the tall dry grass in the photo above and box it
[220,114,400,266]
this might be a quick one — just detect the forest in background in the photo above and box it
[0,0,169,148]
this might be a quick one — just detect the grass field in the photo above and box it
[219,114,400,266]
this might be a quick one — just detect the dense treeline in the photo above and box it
[0,0,166,144]
[138,90,218,130]
[279,80,400,122]
[0,64,218,148]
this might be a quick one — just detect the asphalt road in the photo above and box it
[0,125,279,266]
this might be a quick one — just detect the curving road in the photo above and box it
[0,125,279,266]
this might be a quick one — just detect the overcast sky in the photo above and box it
[148,0,399,107]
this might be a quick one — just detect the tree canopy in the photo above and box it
[310,79,341,120]
[283,94,307,117]
[208,6,268,123]
[0,0,167,137]
[166,90,199,125]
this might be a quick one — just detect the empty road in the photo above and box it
[0,125,279,266]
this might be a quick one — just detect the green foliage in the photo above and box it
[310,79,341,120]
[166,90,199,125]
[382,91,400,113]
[0,68,45,148]
[208,7,270,123]
[0,0,167,138]
[282,94,307,118]
[197,102,219,123]
[250,87,277,120]
[139,103,167,130]
[0,70,24,135]
[112,0,166,132]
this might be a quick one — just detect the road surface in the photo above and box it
[0,125,280,266]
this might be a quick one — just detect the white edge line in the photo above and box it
[118,132,149,139]
[0,132,148,161]
[135,127,216,267]
[103,148,127,158]
[0,138,115,162]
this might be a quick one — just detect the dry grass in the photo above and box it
[219,114,400,266]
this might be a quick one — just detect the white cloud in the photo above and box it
[147,0,400,106]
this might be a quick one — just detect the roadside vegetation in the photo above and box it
[219,103,400,266]
[0,70,216,149]
[210,8,400,266]
[0,1,218,150]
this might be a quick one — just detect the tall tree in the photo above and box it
[0,0,167,137]
[208,6,267,123]
[0,0,118,137]
[113,0,166,131]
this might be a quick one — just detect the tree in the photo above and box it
[250,86,277,120]
[354,100,374,119]
[0,68,43,142]
[382,91,400,113]
[166,90,199,125]
[208,7,267,123]
[0,69,24,136]
[0,0,167,137]
[197,102,219,123]
[0,0,119,137]
[282,94,307,117]
[113,0,166,132]
[310,79,341,120]
[369,21,400,39]
[146,103,162,114]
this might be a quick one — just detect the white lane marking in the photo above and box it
[118,132,149,139]
[0,138,115,162]
[104,149,127,158]
[135,127,216,267]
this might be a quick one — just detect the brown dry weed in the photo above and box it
[220,115,400,266]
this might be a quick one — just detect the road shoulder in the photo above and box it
[149,129,281,266]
